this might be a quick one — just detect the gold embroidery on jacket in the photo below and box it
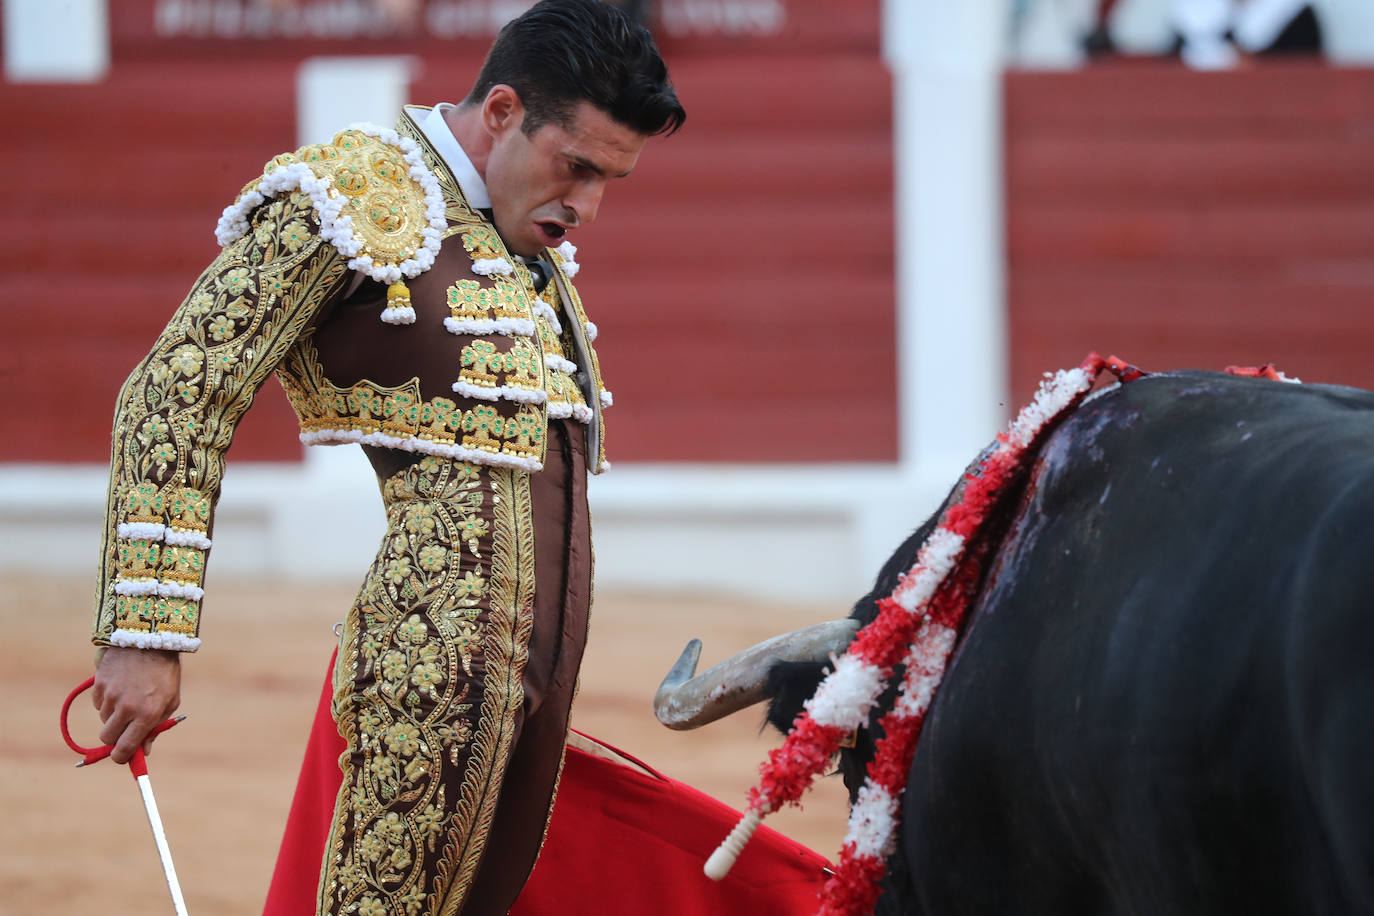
[252,129,432,270]
[319,457,534,916]
[547,254,609,469]
[438,467,535,914]
[446,277,530,324]
[396,113,477,225]
[280,346,547,465]
[457,338,543,396]
[94,192,350,645]
[540,308,591,422]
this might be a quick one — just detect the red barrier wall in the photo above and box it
[1005,61,1374,404]
[0,1,896,464]
[8,8,1370,466]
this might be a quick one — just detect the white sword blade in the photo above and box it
[135,773,190,916]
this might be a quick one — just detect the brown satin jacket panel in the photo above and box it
[310,240,505,401]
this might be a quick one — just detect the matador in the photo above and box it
[87,2,685,913]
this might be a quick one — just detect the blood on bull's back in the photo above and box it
[903,372,1374,915]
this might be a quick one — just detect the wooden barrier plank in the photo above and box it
[1009,206,1374,261]
[1005,61,1374,136]
[1008,136,1374,205]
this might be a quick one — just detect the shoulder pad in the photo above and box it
[214,124,445,285]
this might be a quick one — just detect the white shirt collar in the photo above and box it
[410,103,492,211]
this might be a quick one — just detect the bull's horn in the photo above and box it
[653,619,861,730]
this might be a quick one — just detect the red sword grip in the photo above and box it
[62,676,185,769]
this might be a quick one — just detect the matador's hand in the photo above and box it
[93,647,182,765]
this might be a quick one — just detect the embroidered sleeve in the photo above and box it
[93,192,351,651]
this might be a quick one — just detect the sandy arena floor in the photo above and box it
[4,574,850,915]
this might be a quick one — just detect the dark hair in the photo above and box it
[465,0,685,137]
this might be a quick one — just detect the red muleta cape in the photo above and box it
[263,653,830,915]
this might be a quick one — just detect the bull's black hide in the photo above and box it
[769,371,1374,915]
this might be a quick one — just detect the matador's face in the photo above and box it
[483,96,647,259]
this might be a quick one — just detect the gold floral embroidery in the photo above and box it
[547,259,609,469]
[502,407,545,460]
[438,467,534,914]
[446,277,530,324]
[395,110,479,225]
[461,405,504,453]
[538,306,591,421]
[113,595,198,636]
[94,191,351,646]
[459,226,504,262]
[167,488,212,535]
[258,129,433,268]
[459,340,503,389]
[396,107,609,460]
[116,540,160,579]
[282,347,551,466]
[157,545,205,584]
[121,483,165,527]
[457,338,543,395]
[322,457,535,916]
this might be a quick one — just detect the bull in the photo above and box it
[655,369,1374,915]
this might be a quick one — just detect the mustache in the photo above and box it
[532,205,579,228]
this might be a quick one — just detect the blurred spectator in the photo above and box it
[249,0,654,29]
[250,0,422,28]
[1079,0,1322,66]
[1229,0,1322,54]
[1174,0,1322,68]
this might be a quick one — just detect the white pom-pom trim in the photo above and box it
[115,579,206,602]
[532,302,563,333]
[110,629,202,652]
[585,321,598,342]
[113,579,159,597]
[159,581,206,601]
[472,258,515,277]
[381,306,417,325]
[552,241,580,277]
[546,403,595,423]
[300,428,542,472]
[117,524,212,551]
[600,390,613,408]
[117,522,166,541]
[545,354,579,375]
[444,316,535,338]
[164,529,212,550]
[214,123,446,288]
[451,380,548,405]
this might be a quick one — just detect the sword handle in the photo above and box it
[129,746,148,778]
[62,677,185,767]
[63,678,191,914]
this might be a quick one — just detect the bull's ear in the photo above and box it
[652,619,860,730]
[764,658,831,734]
